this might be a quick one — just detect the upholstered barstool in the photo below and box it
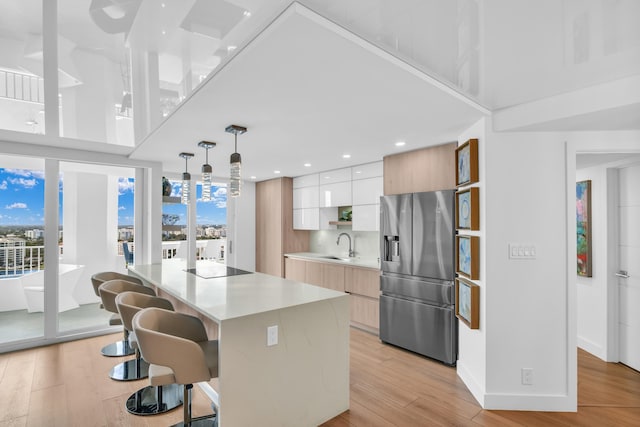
[134,307,219,426]
[91,271,144,357]
[115,291,183,416]
[98,279,155,381]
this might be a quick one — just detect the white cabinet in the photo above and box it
[293,174,320,230]
[351,161,383,180]
[293,173,319,189]
[352,204,379,231]
[293,208,319,230]
[351,162,383,231]
[319,182,352,207]
[293,186,319,209]
[318,168,351,184]
[352,177,383,205]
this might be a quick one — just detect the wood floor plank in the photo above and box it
[1,328,639,426]
[26,384,68,427]
[0,350,35,422]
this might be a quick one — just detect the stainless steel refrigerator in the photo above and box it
[379,190,457,365]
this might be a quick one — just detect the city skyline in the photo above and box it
[0,168,227,226]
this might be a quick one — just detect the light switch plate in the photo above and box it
[267,325,278,346]
[509,243,536,260]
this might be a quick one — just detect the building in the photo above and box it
[0,0,639,417]
[0,237,26,267]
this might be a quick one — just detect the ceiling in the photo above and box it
[1,0,639,180]
[129,3,489,180]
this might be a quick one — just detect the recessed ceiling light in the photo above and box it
[161,3,165,7]
[161,29,167,35]
[250,176,257,180]
[243,10,251,17]
[355,170,362,174]
[342,154,351,159]
[274,170,281,174]
[304,163,311,167]
[395,141,406,147]
[227,45,237,52]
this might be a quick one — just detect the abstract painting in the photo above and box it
[456,187,479,230]
[576,180,592,277]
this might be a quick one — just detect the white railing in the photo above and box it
[0,69,44,104]
[0,239,226,277]
[0,245,45,276]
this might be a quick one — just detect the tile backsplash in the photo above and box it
[310,229,380,260]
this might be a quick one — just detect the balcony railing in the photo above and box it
[1,239,226,277]
[0,69,44,104]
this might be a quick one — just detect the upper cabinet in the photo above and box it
[293,162,383,231]
[351,161,382,231]
[319,168,352,208]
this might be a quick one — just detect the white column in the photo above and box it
[43,158,60,338]
[42,0,59,137]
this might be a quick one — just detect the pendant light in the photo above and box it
[198,141,216,202]
[179,152,194,204]
[225,124,247,197]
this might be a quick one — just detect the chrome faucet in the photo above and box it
[337,232,355,257]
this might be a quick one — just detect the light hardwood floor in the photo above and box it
[1,328,639,426]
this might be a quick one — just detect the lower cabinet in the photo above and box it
[285,257,380,332]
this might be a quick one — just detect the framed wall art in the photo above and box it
[456,235,479,279]
[456,278,479,329]
[456,187,479,230]
[576,180,592,277]
[455,138,479,187]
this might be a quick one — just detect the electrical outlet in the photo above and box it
[521,368,533,385]
[267,325,278,346]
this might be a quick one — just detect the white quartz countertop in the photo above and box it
[129,259,347,323]
[284,252,380,270]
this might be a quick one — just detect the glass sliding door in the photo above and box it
[57,161,135,335]
[0,155,46,345]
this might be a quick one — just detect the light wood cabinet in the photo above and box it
[350,294,379,331]
[321,263,345,293]
[284,257,379,332]
[256,178,309,277]
[284,257,306,282]
[383,142,456,195]
[345,266,380,298]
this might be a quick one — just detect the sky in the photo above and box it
[0,168,226,226]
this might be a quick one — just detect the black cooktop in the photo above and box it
[185,265,252,279]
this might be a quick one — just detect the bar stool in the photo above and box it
[134,307,219,427]
[115,291,183,416]
[98,279,155,381]
[91,271,144,357]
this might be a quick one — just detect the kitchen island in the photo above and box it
[128,259,349,427]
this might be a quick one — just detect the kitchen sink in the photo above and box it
[319,255,352,262]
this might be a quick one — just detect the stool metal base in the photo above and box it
[101,340,135,357]
[109,358,149,381]
[126,383,183,416]
[170,414,217,427]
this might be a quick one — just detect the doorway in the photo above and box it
[575,153,640,370]
[616,164,640,371]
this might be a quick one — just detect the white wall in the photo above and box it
[485,129,572,410]
[455,117,487,405]
[456,116,576,411]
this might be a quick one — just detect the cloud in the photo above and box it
[6,202,27,209]
[118,177,135,195]
[118,206,126,210]
[8,177,37,188]
[0,180,7,190]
